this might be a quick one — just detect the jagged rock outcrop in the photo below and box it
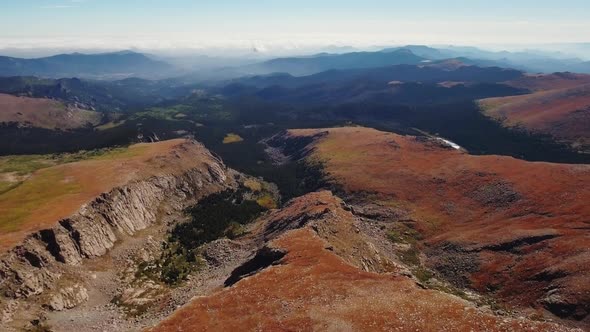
[0,141,235,302]
[0,300,18,324]
[254,191,398,274]
[46,284,89,311]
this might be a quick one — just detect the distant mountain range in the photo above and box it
[251,45,590,76]
[244,49,426,76]
[1,45,590,81]
[218,64,525,108]
[184,46,590,82]
[227,63,524,90]
[0,51,176,79]
[389,45,590,74]
[0,76,192,112]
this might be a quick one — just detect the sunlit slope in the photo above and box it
[0,93,101,129]
[152,192,576,332]
[479,73,590,152]
[284,127,590,322]
[0,139,214,251]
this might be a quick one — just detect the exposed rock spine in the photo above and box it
[0,162,231,299]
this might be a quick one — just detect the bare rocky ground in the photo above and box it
[0,139,255,331]
[0,184,270,331]
[36,202,258,332]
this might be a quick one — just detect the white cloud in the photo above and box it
[1,15,589,58]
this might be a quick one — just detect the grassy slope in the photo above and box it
[0,147,148,194]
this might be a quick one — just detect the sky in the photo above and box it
[1,0,590,55]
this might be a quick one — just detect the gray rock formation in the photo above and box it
[0,155,235,302]
[46,284,89,311]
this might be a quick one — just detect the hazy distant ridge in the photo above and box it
[0,51,175,79]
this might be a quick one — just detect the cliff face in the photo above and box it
[0,140,235,302]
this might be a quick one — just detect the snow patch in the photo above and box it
[436,137,461,150]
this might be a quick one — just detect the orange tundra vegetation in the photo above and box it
[505,72,590,92]
[479,84,590,150]
[151,191,576,332]
[283,127,590,323]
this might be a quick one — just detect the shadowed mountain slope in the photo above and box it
[244,49,426,76]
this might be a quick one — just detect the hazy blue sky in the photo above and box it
[1,0,589,52]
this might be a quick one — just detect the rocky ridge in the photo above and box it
[0,139,236,329]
